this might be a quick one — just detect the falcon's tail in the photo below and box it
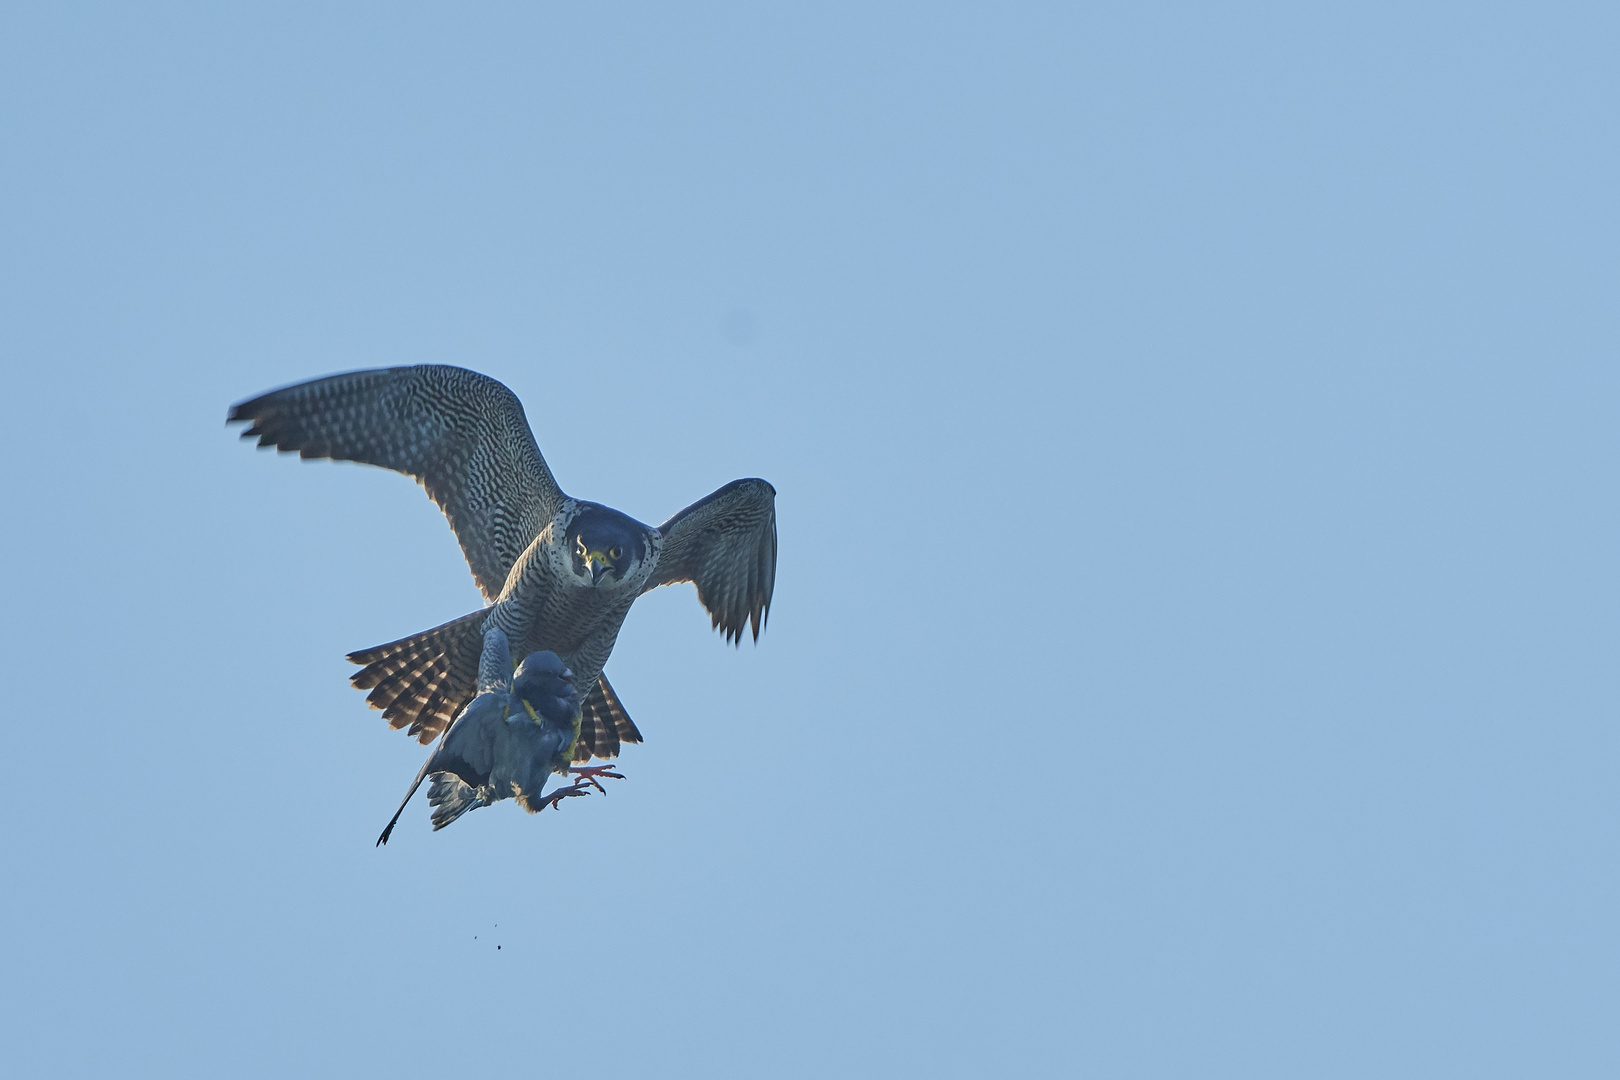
[348,609,488,745]
[427,772,484,831]
[574,673,645,762]
[350,608,644,760]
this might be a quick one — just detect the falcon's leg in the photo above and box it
[567,764,626,794]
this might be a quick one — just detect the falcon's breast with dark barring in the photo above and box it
[228,364,777,761]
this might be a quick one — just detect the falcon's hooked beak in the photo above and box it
[584,549,613,585]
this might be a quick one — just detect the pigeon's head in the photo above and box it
[512,650,581,724]
[567,505,650,589]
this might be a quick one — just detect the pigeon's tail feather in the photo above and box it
[349,609,488,744]
[427,773,484,831]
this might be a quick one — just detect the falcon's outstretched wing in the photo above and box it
[644,478,777,644]
[228,365,563,602]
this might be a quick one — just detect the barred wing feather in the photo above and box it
[228,365,564,603]
[645,478,777,644]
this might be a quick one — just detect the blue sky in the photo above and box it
[1,3,1616,1076]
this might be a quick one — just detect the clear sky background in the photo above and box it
[2,3,1616,1077]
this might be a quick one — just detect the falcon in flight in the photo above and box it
[228,365,777,762]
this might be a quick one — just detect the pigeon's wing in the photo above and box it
[228,365,564,602]
[572,672,644,763]
[435,692,510,787]
[643,478,777,644]
[382,690,509,841]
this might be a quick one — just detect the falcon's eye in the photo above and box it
[609,546,622,560]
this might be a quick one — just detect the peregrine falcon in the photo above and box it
[376,631,623,845]
[228,365,777,762]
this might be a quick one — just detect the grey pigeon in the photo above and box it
[376,630,622,845]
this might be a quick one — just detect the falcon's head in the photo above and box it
[512,650,580,725]
[566,506,651,589]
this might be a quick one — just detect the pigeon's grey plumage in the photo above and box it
[377,631,618,844]
[228,365,777,762]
